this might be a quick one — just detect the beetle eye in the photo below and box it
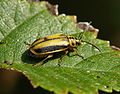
[76,42,81,45]
[72,43,75,46]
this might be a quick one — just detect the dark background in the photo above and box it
[47,0,120,48]
[0,0,120,94]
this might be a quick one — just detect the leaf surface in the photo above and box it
[0,0,120,94]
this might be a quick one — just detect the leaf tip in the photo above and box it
[77,22,99,32]
[45,2,59,16]
[111,46,120,51]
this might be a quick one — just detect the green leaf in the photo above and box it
[0,0,120,94]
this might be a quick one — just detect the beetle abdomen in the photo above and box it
[30,34,69,57]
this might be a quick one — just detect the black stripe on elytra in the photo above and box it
[31,37,66,48]
[34,45,68,53]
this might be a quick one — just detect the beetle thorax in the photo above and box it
[68,36,81,47]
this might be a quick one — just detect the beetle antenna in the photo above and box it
[78,32,84,40]
[78,22,101,52]
[81,40,101,52]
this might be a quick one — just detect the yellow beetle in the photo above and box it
[28,33,100,65]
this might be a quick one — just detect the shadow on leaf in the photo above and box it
[21,50,42,65]
[21,50,66,65]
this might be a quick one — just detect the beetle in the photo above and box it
[27,33,100,65]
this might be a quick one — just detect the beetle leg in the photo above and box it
[33,55,53,66]
[58,55,64,66]
[58,51,68,66]
[65,51,68,54]
[75,51,84,59]
[69,47,84,59]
